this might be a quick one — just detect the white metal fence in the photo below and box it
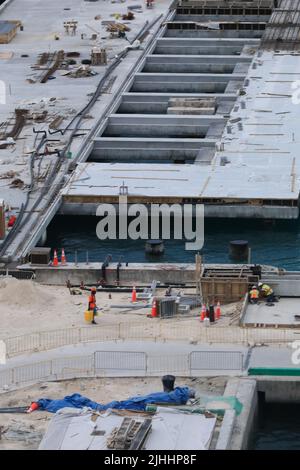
[0,350,246,390]
[3,321,300,358]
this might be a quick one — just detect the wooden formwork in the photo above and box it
[200,277,250,304]
[0,21,19,44]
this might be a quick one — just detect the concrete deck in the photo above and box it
[2,1,300,263]
[243,298,300,327]
[0,0,173,261]
[81,4,300,219]
[61,162,298,219]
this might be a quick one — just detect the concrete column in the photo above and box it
[224,378,258,450]
[0,199,5,240]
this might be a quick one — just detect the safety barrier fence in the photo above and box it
[3,321,300,358]
[0,350,245,390]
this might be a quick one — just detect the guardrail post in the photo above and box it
[145,353,148,376]
[188,352,192,377]
[204,325,208,343]
[93,352,96,376]
[79,327,82,343]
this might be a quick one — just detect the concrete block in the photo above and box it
[167,107,215,115]
[0,199,5,240]
[168,98,216,108]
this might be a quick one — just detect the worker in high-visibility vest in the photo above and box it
[249,285,259,304]
[258,282,276,303]
[88,287,97,324]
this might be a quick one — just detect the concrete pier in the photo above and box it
[2,0,300,263]
[80,3,300,221]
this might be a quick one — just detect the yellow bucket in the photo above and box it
[84,310,93,323]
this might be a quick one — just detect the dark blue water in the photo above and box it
[46,216,300,269]
[254,403,300,450]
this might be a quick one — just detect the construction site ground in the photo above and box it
[0,375,227,450]
[0,277,242,338]
[243,298,300,327]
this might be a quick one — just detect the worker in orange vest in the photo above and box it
[249,285,259,304]
[88,287,97,324]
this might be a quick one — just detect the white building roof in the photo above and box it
[39,407,216,450]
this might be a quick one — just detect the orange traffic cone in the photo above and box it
[215,301,221,320]
[131,286,137,302]
[151,299,158,318]
[61,248,67,265]
[200,304,206,321]
[52,249,58,267]
[27,402,39,413]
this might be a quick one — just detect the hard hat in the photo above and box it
[91,286,97,292]
[258,282,263,287]
[252,285,257,289]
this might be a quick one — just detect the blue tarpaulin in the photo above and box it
[37,387,192,413]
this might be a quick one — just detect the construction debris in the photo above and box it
[167,97,217,116]
[0,21,20,44]
[106,22,130,38]
[63,21,78,36]
[10,178,24,189]
[63,65,98,78]
[40,50,65,83]
[0,170,19,180]
[66,51,80,58]
[122,11,135,20]
[91,47,107,66]
[107,417,152,450]
[128,5,143,10]
[0,109,28,149]
[49,116,64,130]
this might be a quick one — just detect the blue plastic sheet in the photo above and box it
[37,387,191,413]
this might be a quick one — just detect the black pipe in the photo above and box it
[0,407,28,413]
[116,256,123,283]
[33,128,47,139]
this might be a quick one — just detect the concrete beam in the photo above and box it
[102,114,226,138]
[165,29,265,40]
[117,93,236,114]
[143,54,252,73]
[153,37,260,55]
[131,73,244,93]
[92,137,216,162]
[59,202,299,220]
[174,14,271,23]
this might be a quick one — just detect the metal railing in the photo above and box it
[0,350,245,390]
[3,321,300,358]
[0,269,35,280]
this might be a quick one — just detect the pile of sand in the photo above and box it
[0,277,53,308]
